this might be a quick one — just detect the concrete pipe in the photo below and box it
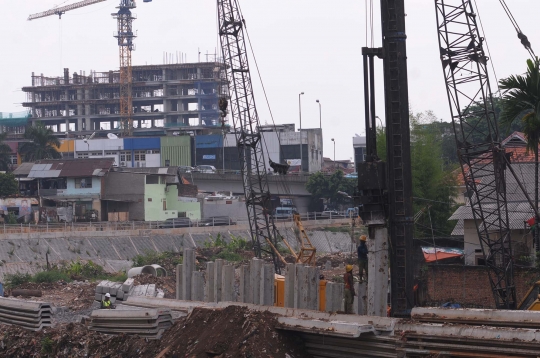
[127,265,157,278]
[151,264,167,277]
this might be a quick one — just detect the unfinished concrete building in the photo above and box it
[22,62,228,136]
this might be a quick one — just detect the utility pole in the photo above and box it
[298,92,304,172]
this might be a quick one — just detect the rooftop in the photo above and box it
[28,158,115,178]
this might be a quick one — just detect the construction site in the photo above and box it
[3,0,540,357]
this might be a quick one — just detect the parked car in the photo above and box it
[158,218,192,228]
[273,207,296,220]
[177,166,194,174]
[194,165,217,174]
[198,216,235,226]
[319,210,346,219]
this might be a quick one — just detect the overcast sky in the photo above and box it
[1,0,539,161]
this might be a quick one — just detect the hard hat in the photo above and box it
[346,264,353,272]
[105,293,111,298]
[360,235,367,241]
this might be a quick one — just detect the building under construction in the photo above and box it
[22,62,228,137]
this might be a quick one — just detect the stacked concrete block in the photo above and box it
[204,262,215,302]
[222,265,235,302]
[0,298,52,331]
[250,258,262,305]
[176,264,183,300]
[239,265,251,303]
[89,308,173,340]
[182,248,196,300]
[284,263,295,308]
[214,259,225,302]
[260,263,275,306]
[95,280,132,304]
[191,272,204,301]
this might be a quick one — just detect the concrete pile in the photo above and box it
[95,278,165,305]
[0,297,53,331]
[88,308,173,339]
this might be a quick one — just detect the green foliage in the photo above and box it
[204,233,250,263]
[5,212,17,224]
[0,133,12,171]
[18,121,61,162]
[305,170,357,209]
[41,336,54,354]
[33,270,70,284]
[0,173,18,197]
[4,272,32,289]
[132,251,183,267]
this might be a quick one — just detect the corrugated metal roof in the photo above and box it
[27,158,114,178]
[12,162,35,176]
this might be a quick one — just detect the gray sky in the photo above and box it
[2,0,539,161]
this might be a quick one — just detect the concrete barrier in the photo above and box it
[88,308,173,339]
[0,297,52,331]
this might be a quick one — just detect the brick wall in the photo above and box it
[423,265,540,308]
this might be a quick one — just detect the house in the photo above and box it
[102,167,201,221]
[27,158,115,222]
[449,132,540,266]
[321,157,355,174]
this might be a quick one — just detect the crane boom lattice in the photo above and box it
[28,0,107,20]
[113,1,136,137]
[435,0,516,309]
[217,0,281,272]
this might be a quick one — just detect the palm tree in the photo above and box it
[19,122,61,161]
[0,132,12,171]
[499,58,540,251]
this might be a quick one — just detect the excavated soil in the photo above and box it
[0,306,310,358]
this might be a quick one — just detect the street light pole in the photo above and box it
[316,100,321,129]
[299,92,304,172]
[331,138,335,170]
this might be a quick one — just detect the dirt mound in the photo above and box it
[0,306,310,358]
[157,305,310,358]
[132,274,176,299]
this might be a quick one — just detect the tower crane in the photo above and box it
[28,0,153,137]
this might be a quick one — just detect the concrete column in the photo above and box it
[260,264,274,306]
[250,258,262,305]
[222,265,235,302]
[294,264,307,309]
[239,265,251,303]
[355,282,367,315]
[367,227,389,317]
[191,271,204,301]
[306,266,319,311]
[325,282,336,312]
[205,262,215,302]
[284,263,295,308]
[85,118,91,131]
[214,259,225,302]
[175,264,183,300]
[77,118,83,132]
[182,248,195,300]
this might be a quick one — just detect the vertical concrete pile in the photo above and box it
[0,298,53,331]
[88,308,173,339]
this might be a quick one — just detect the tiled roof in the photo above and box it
[28,158,114,178]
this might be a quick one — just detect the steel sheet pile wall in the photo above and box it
[88,308,173,340]
[0,298,52,331]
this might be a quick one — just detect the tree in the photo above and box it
[19,122,61,161]
[375,111,458,236]
[499,58,540,250]
[306,170,356,210]
[0,173,18,196]
[0,132,12,171]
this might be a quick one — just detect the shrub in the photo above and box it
[41,336,54,354]
[33,270,70,284]
[4,272,32,289]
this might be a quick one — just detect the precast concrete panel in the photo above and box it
[129,237,156,255]
[85,238,121,260]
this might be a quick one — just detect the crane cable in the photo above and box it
[498,0,535,59]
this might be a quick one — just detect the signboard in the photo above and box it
[203,155,216,160]
[286,159,301,166]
